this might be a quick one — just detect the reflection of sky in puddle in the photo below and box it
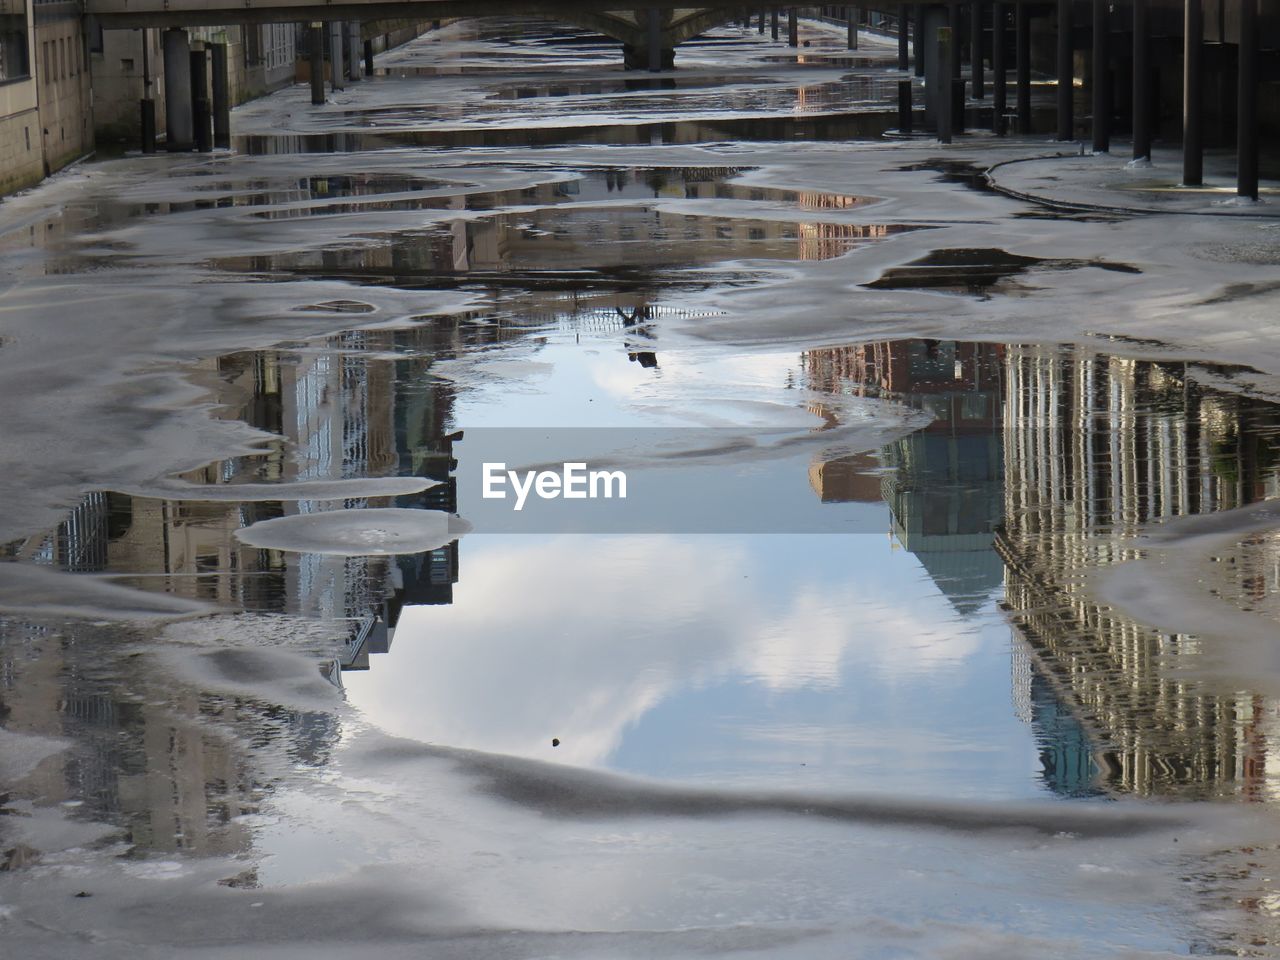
[341,531,1040,799]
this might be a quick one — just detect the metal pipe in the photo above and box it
[848,6,858,49]
[1092,0,1110,152]
[1237,0,1258,199]
[1182,0,1203,185]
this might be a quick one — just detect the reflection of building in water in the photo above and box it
[807,339,1006,615]
[0,617,337,857]
[4,319,470,666]
[216,167,905,279]
[998,345,1280,799]
[0,319,495,853]
[807,338,1280,799]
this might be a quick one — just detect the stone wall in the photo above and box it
[33,4,93,173]
[0,93,42,193]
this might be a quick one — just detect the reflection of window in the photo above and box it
[962,393,989,421]
[0,0,27,82]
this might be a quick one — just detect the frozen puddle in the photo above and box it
[235,508,470,556]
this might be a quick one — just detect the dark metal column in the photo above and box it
[1057,0,1073,140]
[190,47,212,153]
[140,29,156,153]
[1182,0,1203,185]
[848,7,858,49]
[971,2,984,99]
[364,39,374,77]
[1092,0,1109,152]
[914,4,925,76]
[950,3,965,133]
[898,9,912,132]
[788,8,799,46]
[210,42,230,149]
[992,2,1006,134]
[939,17,955,143]
[772,8,780,40]
[759,8,766,32]
[1016,2,1030,134]
[648,9,661,72]
[1237,0,1258,199]
[1132,0,1150,160]
[309,23,325,104]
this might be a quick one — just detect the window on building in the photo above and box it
[0,0,28,81]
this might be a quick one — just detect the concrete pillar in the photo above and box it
[922,5,951,137]
[1182,0,1203,185]
[1056,0,1073,140]
[1015,2,1030,134]
[992,1,1006,134]
[970,2,983,99]
[788,8,798,46]
[329,21,344,92]
[309,23,325,104]
[210,42,230,149]
[1092,0,1110,152]
[847,7,858,50]
[1132,0,1150,160]
[347,23,361,81]
[163,29,193,151]
[1237,0,1258,199]
[190,47,212,153]
[949,3,964,133]
[140,28,157,153]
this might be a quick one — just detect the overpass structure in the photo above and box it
[81,1,1278,198]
